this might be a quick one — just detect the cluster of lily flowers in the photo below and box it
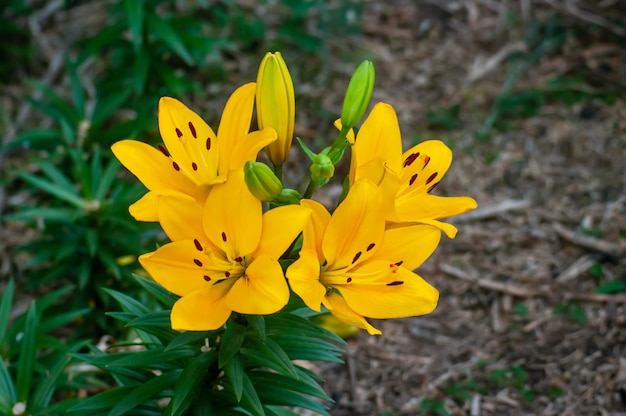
[112,52,476,335]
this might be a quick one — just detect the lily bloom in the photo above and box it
[286,180,440,335]
[345,103,477,238]
[112,83,277,222]
[139,170,311,330]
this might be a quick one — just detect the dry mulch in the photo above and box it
[2,1,626,415]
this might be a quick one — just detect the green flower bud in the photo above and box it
[340,60,375,129]
[310,154,334,186]
[244,161,283,202]
[275,188,302,204]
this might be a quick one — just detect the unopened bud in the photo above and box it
[244,161,282,201]
[340,60,375,129]
[310,154,334,186]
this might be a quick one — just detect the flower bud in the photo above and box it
[244,161,282,202]
[256,52,295,166]
[340,60,375,129]
[310,154,334,186]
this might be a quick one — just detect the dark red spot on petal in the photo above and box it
[193,239,203,251]
[206,137,211,150]
[203,275,211,281]
[346,277,352,283]
[221,232,227,242]
[157,144,170,157]
[352,251,362,264]
[403,152,419,167]
[172,161,180,171]
[193,259,203,267]
[395,261,404,266]
[235,256,243,263]
[225,271,231,277]
[425,172,438,185]
[192,162,198,171]
[422,155,431,169]
[367,243,376,251]
[188,121,197,138]
[409,173,418,186]
[386,281,404,286]
[175,128,183,138]
[427,182,440,193]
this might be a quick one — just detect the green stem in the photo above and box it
[302,180,317,199]
[273,163,283,182]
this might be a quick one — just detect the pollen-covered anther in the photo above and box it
[389,263,399,273]
[386,281,404,286]
[188,121,197,138]
[366,243,376,251]
[409,173,418,186]
[422,155,431,169]
[403,152,419,167]
[172,161,180,171]
[425,172,438,185]
[352,251,362,264]
[193,239,203,251]
[175,128,183,138]
[193,259,203,267]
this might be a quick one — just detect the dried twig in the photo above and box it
[553,223,626,258]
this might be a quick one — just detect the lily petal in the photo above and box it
[340,266,438,319]
[369,224,441,271]
[139,240,213,296]
[129,191,159,221]
[395,194,478,222]
[300,199,331,261]
[226,255,289,315]
[171,280,236,330]
[322,180,385,269]
[111,139,196,194]
[156,192,205,242]
[158,97,220,185]
[324,292,381,335]
[254,204,310,260]
[226,128,277,173]
[286,249,326,311]
[203,170,262,258]
[397,140,452,198]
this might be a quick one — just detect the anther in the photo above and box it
[175,128,183,138]
[409,173,418,186]
[352,251,362,264]
[188,121,197,138]
[193,239,203,251]
[425,172,438,185]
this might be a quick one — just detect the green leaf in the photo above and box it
[16,301,37,402]
[0,359,17,414]
[85,229,98,257]
[245,315,265,339]
[242,336,297,378]
[0,279,15,343]
[251,372,331,415]
[126,310,176,341]
[145,14,194,65]
[91,88,131,125]
[9,129,62,150]
[170,350,217,416]
[123,0,144,52]
[109,370,180,416]
[95,157,121,200]
[35,159,75,190]
[39,308,90,334]
[132,47,150,95]
[165,331,213,352]
[224,353,244,402]
[219,322,247,368]
[16,171,85,209]
[68,386,134,412]
[595,281,626,294]
[102,288,150,315]
[240,372,265,416]
[250,370,331,402]
[105,347,196,368]
[132,274,178,308]
[3,208,81,223]
[66,57,85,119]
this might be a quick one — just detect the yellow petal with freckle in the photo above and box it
[203,170,262,258]
[111,139,196,194]
[322,180,385,269]
[397,140,451,198]
[156,193,205,242]
[139,240,212,297]
[300,199,331,261]
[324,292,381,335]
[286,249,326,311]
[159,97,220,185]
[367,224,441,271]
[129,191,159,221]
[226,255,289,315]
[390,218,459,239]
[171,280,236,330]
[339,267,438,319]
[254,204,311,260]
[395,194,478,223]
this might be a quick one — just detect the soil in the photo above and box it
[2,1,626,415]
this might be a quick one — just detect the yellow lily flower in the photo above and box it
[139,170,311,330]
[286,180,441,335]
[344,103,477,238]
[256,52,295,166]
[111,83,277,222]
